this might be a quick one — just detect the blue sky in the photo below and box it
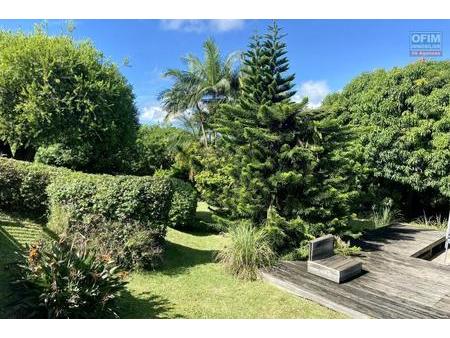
[0,19,449,124]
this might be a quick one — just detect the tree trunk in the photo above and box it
[196,102,209,148]
[200,120,208,148]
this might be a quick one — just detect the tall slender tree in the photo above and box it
[217,22,304,221]
[216,22,353,249]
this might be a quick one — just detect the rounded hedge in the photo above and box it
[0,29,138,172]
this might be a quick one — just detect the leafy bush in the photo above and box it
[263,206,315,254]
[47,172,173,269]
[0,28,138,171]
[334,236,361,256]
[133,125,194,177]
[217,221,276,280]
[193,146,234,210]
[48,173,172,227]
[35,143,91,170]
[0,28,138,172]
[168,179,198,229]
[8,239,127,319]
[85,220,166,270]
[324,61,450,216]
[0,158,60,214]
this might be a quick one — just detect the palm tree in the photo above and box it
[159,38,240,147]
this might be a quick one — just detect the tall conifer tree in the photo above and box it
[217,22,353,250]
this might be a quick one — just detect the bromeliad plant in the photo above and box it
[8,238,127,319]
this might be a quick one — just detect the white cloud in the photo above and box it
[139,105,166,124]
[294,80,331,108]
[160,20,245,33]
[210,20,245,32]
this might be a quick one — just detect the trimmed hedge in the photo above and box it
[169,178,198,229]
[0,158,174,269]
[0,158,61,214]
[47,173,172,228]
[47,174,173,269]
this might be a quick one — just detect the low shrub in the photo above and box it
[281,241,310,261]
[216,221,276,280]
[8,238,127,319]
[47,173,173,269]
[263,206,315,254]
[169,179,197,229]
[334,236,361,256]
[87,220,165,270]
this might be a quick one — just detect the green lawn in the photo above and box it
[0,212,50,317]
[0,208,345,319]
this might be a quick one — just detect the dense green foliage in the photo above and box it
[0,158,60,214]
[47,172,173,268]
[8,239,127,318]
[324,61,450,216]
[0,28,138,172]
[159,38,240,145]
[216,23,354,255]
[133,125,194,177]
[0,158,180,269]
[238,23,295,110]
[193,146,234,210]
[168,178,198,229]
[4,21,450,299]
[34,143,90,170]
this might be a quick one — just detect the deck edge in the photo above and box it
[260,271,371,319]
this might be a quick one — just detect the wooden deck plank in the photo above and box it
[262,223,450,318]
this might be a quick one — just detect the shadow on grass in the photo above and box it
[188,202,228,235]
[161,240,218,276]
[0,228,23,318]
[118,290,183,319]
[0,226,22,252]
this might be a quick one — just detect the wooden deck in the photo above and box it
[262,224,450,318]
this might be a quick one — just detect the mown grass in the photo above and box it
[0,212,50,317]
[0,207,345,319]
[120,226,344,318]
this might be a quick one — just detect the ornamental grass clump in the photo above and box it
[217,221,276,280]
[371,200,401,229]
[415,213,448,231]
